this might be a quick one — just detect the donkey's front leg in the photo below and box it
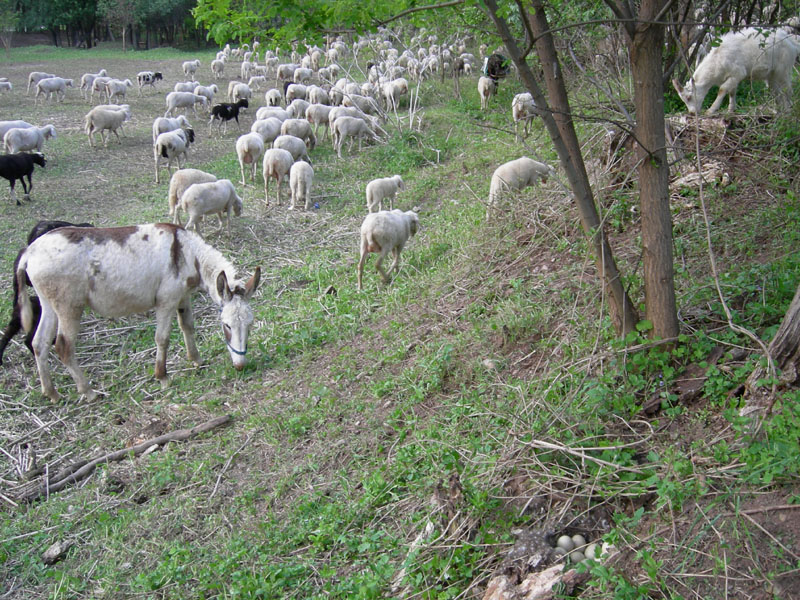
[176,296,201,366]
[154,308,176,389]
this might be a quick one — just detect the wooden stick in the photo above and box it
[18,415,232,503]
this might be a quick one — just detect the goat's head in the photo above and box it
[672,77,701,114]
[238,98,249,109]
[31,153,46,168]
[185,128,196,144]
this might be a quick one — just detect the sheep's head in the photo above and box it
[407,211,419,236]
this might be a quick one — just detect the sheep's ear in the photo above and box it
[244,267,261,299]
[217,271,233,301]
[671,78,683,94]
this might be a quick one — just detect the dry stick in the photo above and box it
[18,415,232,503]
[692,116,776,428]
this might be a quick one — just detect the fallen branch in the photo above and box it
[17,415,232,503]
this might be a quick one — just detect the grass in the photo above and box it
[0,39,798,600]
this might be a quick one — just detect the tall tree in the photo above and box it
[0,0,20,55]
[100,0,137,51]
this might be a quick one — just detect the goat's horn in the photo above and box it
[671,78,683,94]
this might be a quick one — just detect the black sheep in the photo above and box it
[0,152,46,205]
[209,98,249,133]
[0,220,94,365]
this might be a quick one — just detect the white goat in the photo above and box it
[289,161,314,210]
[366,175,405,212]
[4,125,57,154]
[154,129,195,183]
[673,28,800,114]
[179,179,243,237]
[168,168,217,223]
[35,77,73,103]
[183,59,201,81]
[262,148,294,205]
[236,132,266,185]
[357,209,419,290]
[488,156,553,217]
[85,107,131,147]
[165,92,208,117]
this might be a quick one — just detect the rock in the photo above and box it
[42,540,73,565]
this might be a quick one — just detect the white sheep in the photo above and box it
[90,76,112,103]
[277,63,299,84]
[232,83,253,104]
[240,60,255,81]
[366,175,405,213]
[179,179,243,237]
[0,81,11,92]
[256,106,290,122]
[280,118,317,150]
[262,148,295,205]
[293,67,313,84]
[165,92,208,117]
[85,106,131,147]
[174,81,200,93]
[4,125,57,154]
[251,117,283,144]
[35,77,73,103]
[286,98,311,119]
[342,93,382,116]
[478,76,496,110]
[265,88,283,106]
[182,59,201,81]
[383,78,409,111]
[154,129,195,183]
[673,28,800,114]
[80,69,108,99]
[357,209,419,290]
[26,71,56,95]
[0,120,34,140]
[285,83,307,103]
[194,84,218,107]
[332,116,380,158]
[168,168,217,222]
[248,75,267,90]
[307,85,329,105]
[289,160,314,210]
[211,59,225,79]
[236,132,266,185]
[105,78,133,103]
[273,134,310,162]
[511,92,537,141]
[487,156,553,217]
[305,103,334,141]
[152,115,193,143]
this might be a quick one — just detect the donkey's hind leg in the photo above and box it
[54,306,96,400]
[31,301,59,400]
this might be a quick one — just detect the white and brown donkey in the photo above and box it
[16,223,261,400]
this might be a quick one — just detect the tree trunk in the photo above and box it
[484,0,640,336]
[626,0,679,340]
[122,25,126,52]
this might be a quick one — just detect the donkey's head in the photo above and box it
[216,267,261,370]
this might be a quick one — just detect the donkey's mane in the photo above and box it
[179,228,238,304]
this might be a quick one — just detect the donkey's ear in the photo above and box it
[244,266,261,299]
[216,271,232,301]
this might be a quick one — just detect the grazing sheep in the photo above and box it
[285,83,307,103]
[478,76,497,110]
[366,175,405,213]
[511,92,537,141]
[673,28,800,114]
[0,152,46,205]
[262,148,294,205]
[211,59,225,79]
[105,78,133,103]
[250,117,283,144]
[273,134,310,162]
[232,83,253,104]
[26,71,56,95]
[137,71,163,95]
[174,80,200,93]
[305,103,335,141]
[293,67,313,84]
[280,118,317,150]
[287,98,311,119]
[357,209,419,290]
[383,78,409,111]
[80,69,108,99]
[265,88,283,106]
[289,160,314,210]
[277,63,299,84]
[307,85,330,105]
[90,76,113,103]
[179,179,243,237]
[209,99,249,133]
[168,168,217,223]
[35,77,73,103]
[153,115,193,143]
[4,125,56,154]
[256,106,290,122]
[0,81,11,92]
[248,75,267,90]
[194,84,218,106]
[0,121,34,142]
[342,93,381,116]
[487,156,553,217]
[332,116,380,158]
[154,128,195,183]
[165,91,208,117]
[85,106,131,147]
[183,59,202,80]
[236,132,266,184]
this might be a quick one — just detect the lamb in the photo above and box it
[357,209,419,290]
[366,175,405,213]
[250,117,283,144]
[265,88,283,106]
[85,106,131,147]
[178,179,243,237]
[174,81,200,93]
[4,125,57,154]
[672,28,800,114]
[280,118,317,150]
[26,71,56,95]
[478,76,497,110]
[511,92,537,141]
[305,103,335,141]
[137,71,163,95]
[487,156,553,217]
[236,132,266,184]
[273,134,310,162]
[154,128,195,183]
[0,121,34,141]
[209,99,249,133]
[289,160,314,210]
[382,78,409,111]
[168,168,217,222]
[80,69,108,99]
[194,84,218,106]
[104,78,133,103]
[153,115,193,143]
[165,91,208,117]
[332,116,380,158]
[211,59,225,79]
[183,59,202,80]
[232,83,253,104]
[262,148,294,205]
[0,152,46,205]
[35,77,73,103]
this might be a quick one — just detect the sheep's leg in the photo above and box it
[54,305,96,400]
[264,174,270,205]
[153,307,176,389]
[112,128,122,145]
[357,245,369,290]
[176,295,200,366]
[240,160,247,186]
[31,301,59,400]
[9,181,20,206]
[23,174,33,198]
[388,247,402,277]
[375,250,391,284]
